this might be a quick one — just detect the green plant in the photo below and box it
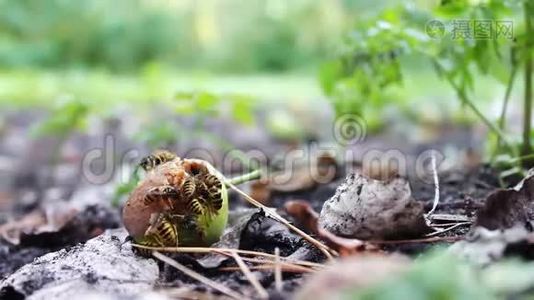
[346,250,534,299]
[174,90,256,126]
[31,97,89,138]
[320,0,533,174]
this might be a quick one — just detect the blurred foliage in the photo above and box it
[0,0,351,73]
[112,165,141,207]
[265,109,304,141]
[30,97,89,137]
[0,70,321,108]
[320,0,530,164]
[174,90,256,125]
[347,251,534,300]
[135,121,180,148]
[321,0,520,115]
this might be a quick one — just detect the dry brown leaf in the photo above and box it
[249,180,271,205]
[269,152,338,193]
[0,210,47,244]
[0,205,79,245]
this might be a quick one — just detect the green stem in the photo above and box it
[522,0,533,167]
[228,169,262,186]
[506,152,534,164]
[495,58,517,152]
[433,60,517,156]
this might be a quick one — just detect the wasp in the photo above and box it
[139,150,177,172]
[122,150,228,257]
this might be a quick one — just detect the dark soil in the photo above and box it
[0,109,508,298]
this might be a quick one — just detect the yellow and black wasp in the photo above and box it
[123,150,228,257]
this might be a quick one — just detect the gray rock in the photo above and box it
[449,226,530,266]
[318,173,429,240]
[0,228,159,300]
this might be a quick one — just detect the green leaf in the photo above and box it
[196,92,219,111]
[31,98,89,138]
[231,97,254,125]
[319,60,343,96]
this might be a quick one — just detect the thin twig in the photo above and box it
[426,153,440,218]
[426,222,471,237]
[152,251,243,300]
[212,250,316,273]
[431,222,471,227]
[194,159,333,253]
[131,245,325,269]
[197,159,335,259]
[274,247,282,293]
[231,252,269,299]
[225,179,335,259]
[429,213,471,223]
[370,235,463,244]
[219,265,313,273]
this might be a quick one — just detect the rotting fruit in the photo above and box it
[122,150,229,256]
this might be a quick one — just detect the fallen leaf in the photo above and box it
[0,210,48,245]
[0,205,119,247]
[269,152,338,193]
[249,180,271,206]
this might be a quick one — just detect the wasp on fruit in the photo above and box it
[123,150,234,256]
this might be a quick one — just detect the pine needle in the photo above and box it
[219,265,314,273]
[152,251,243,300]
[274,247,282,292]
[194,159,335,259]
[213,250,315,273]
[132,244,324,269]
[225,178,335,259]
[231,252,269,299]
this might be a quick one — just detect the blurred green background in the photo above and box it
[0,0,357,106]
[0,0,530,165]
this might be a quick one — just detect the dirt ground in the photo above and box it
[0,108,522,299]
